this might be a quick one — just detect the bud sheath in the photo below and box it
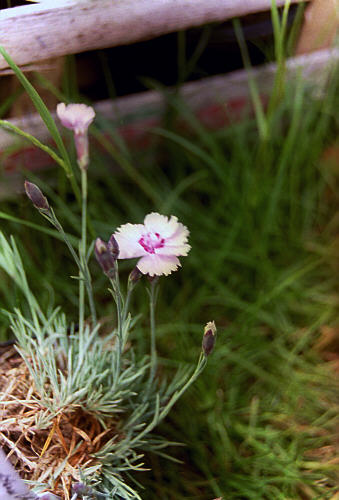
[24,181,50,212]
[128,266,143,285]
[95,238,118,278]
[108,234,120,259]
[202,320,216,356]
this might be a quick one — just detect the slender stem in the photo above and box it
[44,206,97,325]
[46,210,82,269]
[130,352,207,445]
[122,286,133,324]
[116,269,123,370]
[159,352,206,422]
[149,280,157,382]
[110,267,123,380]
[84,260,97,325]
[79,169,87,332]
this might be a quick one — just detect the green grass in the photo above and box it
[0,16,338,500]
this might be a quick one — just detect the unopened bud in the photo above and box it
[202,321,216,356]
[108,234,120,259]
[95,238,116,278]
[24,181,50,212]
[129,266,143,285]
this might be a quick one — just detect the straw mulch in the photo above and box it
[0,345,118,499]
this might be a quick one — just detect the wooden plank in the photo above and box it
[0,0,306,72]
[296,0,338,54]
[0,47,337,152]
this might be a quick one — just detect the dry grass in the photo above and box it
[0,345,121,498]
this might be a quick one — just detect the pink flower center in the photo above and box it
[139,232,165,254]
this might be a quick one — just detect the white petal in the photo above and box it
[144,212,179,238]
[156,243,191,256]
[114,223,147,258]
[137,254,181,276]
[166,222,190,247]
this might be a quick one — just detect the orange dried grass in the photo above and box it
[0,345,119,498]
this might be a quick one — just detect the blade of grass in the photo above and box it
[0,211,78,246]
[0,120,66,170]
[233,18,268,142]
[0,47,80,202]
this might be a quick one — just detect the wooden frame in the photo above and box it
[296,0,338,54]
[0,47,337,152]
[0,0,306,72]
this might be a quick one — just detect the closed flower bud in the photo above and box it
[108,234,120,259]
[24,181,50,212]
[128,266,143,284]
[202,320,216,356]
[95,238,117,278]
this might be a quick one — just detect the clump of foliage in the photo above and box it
[0,48,215,499]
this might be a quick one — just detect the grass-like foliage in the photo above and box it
[0,213,211,499]
[0,52,212,499]
[0,8,338,500]
[0,189,210,498]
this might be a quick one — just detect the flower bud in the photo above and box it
[202,321,216,356]
[128,266,143,285]
[24,181,50,212]
[95,238,117,278]
[108,234,120,259]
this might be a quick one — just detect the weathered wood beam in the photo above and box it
[0,48,337,151]
[0,0,306,72]
[296,0,338,54]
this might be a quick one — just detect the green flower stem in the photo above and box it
[79,168,87,332]
[84,259,97,326]
[122,284,135,324]
[130,351,207,445]
[122,288,131,323]
[46,209,82,270]
[149,280,158,382]
[110,269,123,380]
[43,207,97,324]
[158,352,207,422]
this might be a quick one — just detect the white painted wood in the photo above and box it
[0,0,305,71]
[0,48,337,150]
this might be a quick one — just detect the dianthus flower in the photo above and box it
[56,103,95,135]
[113,212,190,276]
[56,102,95,170]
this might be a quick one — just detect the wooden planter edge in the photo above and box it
[0,0,306,72]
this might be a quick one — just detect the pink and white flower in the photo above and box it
[113,212,190,276]
[56,103,95,135]
[56,102,95,170]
